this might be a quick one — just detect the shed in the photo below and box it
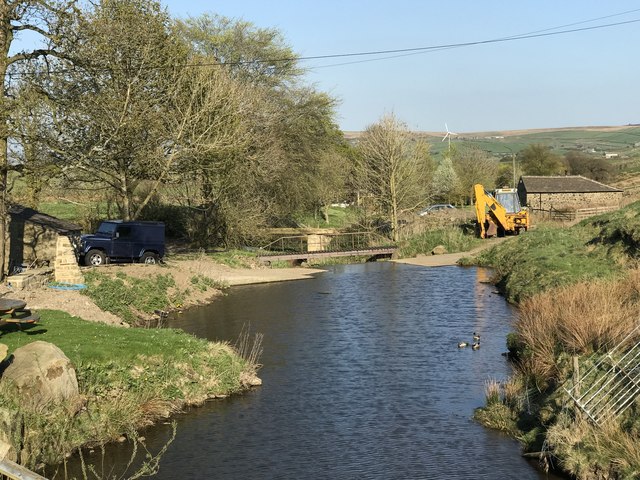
[7,204,82,273]
[517,175,623,213]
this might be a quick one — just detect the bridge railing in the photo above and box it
[260,231,393,254]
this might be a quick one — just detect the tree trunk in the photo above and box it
[120,173,131,221]
[0,6,12,280]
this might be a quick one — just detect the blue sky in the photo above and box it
[158,1,638,134]
[46,1,640,133]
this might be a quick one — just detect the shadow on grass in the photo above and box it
[0,323,48,336]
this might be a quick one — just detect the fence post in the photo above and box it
[573,355,581,419]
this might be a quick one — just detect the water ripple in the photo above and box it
[83,264,564,479]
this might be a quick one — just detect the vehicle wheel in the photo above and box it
[85,249,106,266]
[140,252,159,264]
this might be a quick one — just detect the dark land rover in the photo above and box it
[78,220,165,266]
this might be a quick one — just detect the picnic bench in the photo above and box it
[0,298,40,326]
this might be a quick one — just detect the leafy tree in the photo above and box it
[565,151,613,182]
[176,15,344,244]
[51,0,187,220]
[165,62,271,246]
[452,147,499,203]
[431,156,460,204]
[519,144,565,176]
[0,0,80,278]
[355,113,433,242]
[175,13,302,88]
[264,87,344,218]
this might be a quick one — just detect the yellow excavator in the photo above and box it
[473,184,530,238]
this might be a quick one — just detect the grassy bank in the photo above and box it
[0,311,258,470]
[398,224,482,258]
[473,207,640,303]
[473,201,640,478]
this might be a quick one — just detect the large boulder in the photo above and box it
[1,341,80,412]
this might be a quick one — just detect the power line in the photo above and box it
[6,15,640,78]
[299,17,640,65]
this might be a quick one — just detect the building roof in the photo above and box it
[520,175,623,194]
[8,204,82,234]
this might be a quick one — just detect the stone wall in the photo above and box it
[525,191,623,211]
[7,220,58,270]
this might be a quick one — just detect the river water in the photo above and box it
[73,263,564,479]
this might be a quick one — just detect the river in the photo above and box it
[75,262,564,479]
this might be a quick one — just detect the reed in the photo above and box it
[484,378,501,406]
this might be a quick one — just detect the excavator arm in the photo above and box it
[473,184,529,238]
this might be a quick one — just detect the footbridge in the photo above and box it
[257,230,397,265]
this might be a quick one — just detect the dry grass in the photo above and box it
[503,376,525,411]
[546,415,640,479]
[514,269,640,382]
[484,378,501,405]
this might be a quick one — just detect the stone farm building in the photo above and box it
[517,175,623,215]
[6,204,82,273]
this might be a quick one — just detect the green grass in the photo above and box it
[294,206,360,229]
[1,311,210,366]
[37,201,86,222]
[472,201,640,302]
[419,126,640,159]
[0,311,254,468]
[476,223,624,303]
[399,226,483,258]
[82,270,178,323]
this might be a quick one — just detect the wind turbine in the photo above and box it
[441,123,458,152]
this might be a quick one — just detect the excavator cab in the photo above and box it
[494,188,522,214]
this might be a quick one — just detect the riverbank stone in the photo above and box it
[431,245,448,255]
[1,341,80,412]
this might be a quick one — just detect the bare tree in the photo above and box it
[565,151,613,182]
[355,113,433,242]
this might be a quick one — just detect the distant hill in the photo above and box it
[344,125,640,160]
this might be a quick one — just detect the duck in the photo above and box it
[458,342,469,348]
[473,332,481,341]
[472,342,480,350]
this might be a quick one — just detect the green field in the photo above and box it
[412,125,640,159]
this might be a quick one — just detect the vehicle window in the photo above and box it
[495,193,521,214]
[116,226,132,239]
[96,223,117,235]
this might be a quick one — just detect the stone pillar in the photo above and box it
[307,234,331,252]
[54,235,84,284]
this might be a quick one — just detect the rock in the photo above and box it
[0,440,10,460]
[0,408,18,461]
[0,344,7,361]
[431,245,448,255]
[1,341,80,412]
